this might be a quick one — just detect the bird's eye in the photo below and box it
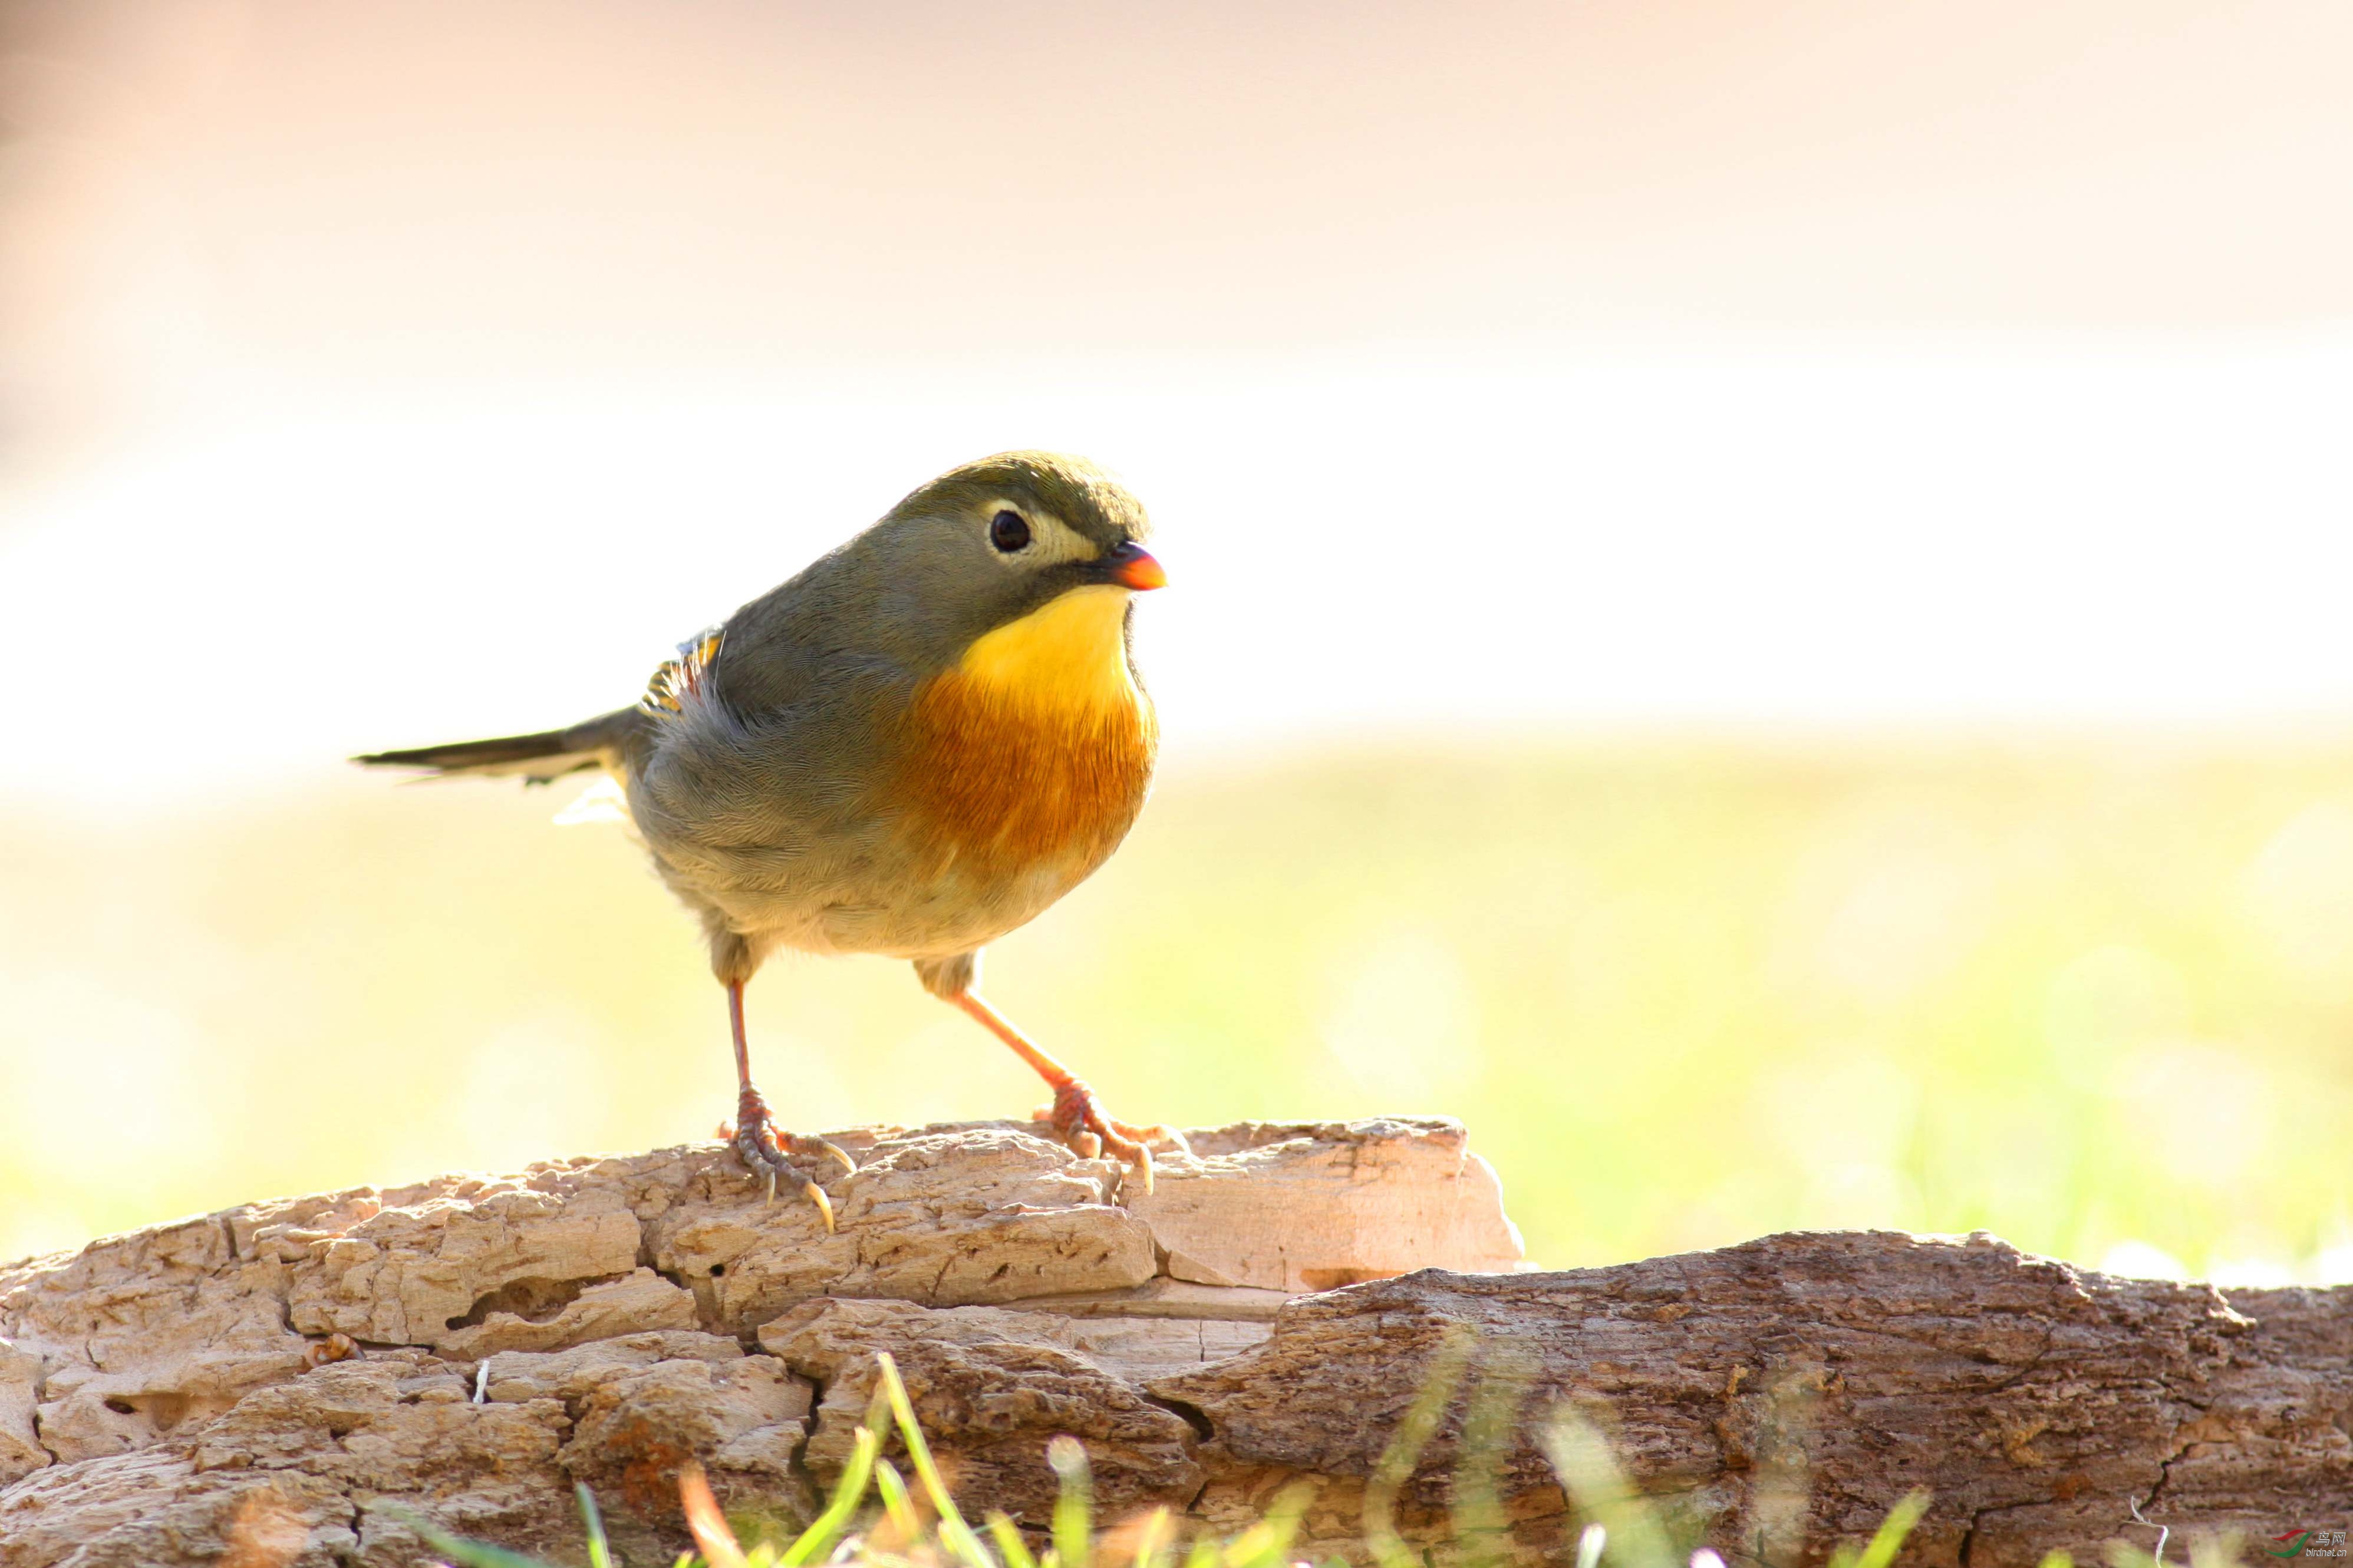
[988,510,1032,553]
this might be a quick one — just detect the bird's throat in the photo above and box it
[897,584,1157,893]
[950,584,1141,719]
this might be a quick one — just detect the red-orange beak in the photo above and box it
[1099,541,1167,591]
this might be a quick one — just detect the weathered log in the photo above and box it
[0,1118,2343,1567]
[1157,1236,2353,1563]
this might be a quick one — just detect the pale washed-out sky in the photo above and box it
[3,0,2349,809]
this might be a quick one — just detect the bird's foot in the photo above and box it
[717,1086,857,1230]
[1034,1078,1191,1196]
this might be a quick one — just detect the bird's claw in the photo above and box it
[1034,1078,1190,1196]
[726,1087,855,1232]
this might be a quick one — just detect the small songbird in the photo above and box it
[358,452,1185,1226]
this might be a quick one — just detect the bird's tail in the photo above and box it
[354,708,640,785]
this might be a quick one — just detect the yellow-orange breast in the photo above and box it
[895,673,1156,888]
[889,585,1158,893]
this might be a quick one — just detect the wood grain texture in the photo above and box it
[2,1121,2344,1567]
[1154,1234,2353,1564]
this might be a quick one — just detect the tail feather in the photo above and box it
[355,709,637,785]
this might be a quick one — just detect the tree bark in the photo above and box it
[0,1119,2342,1567]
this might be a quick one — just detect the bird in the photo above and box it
[357,451,1187,1227]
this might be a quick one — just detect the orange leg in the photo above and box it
[950,990,1191,1193]
[716,979,856,1228]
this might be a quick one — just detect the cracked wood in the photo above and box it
[2,1120,2345,1567]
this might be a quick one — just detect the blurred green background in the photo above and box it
[6,0,2351,1293]
[7,735,2349,1282]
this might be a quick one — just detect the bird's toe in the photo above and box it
[728,1094,855,1230]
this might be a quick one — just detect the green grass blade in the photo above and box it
[876,1458,922,1541]
[1540,1411,1679,1568]
[1363,1325,1476,1568]
[874,1351,996,1568]
[1222,1480,1317,1568]
[575,1483,614,1568]
[1851,1491,1931,1568]
[1047,1435,1095,1568]
[987,1511,1044,1568]
[403,1541,552,1568]
[1452,1345,1532,1568]
[1576,1523,1607,1568]
[778,1424,881,1568]
[373,1503,556,1568]
[1128,1506,1174,1568]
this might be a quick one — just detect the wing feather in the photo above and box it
[639,629,725,719]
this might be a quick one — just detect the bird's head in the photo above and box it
[862,451,1165,713]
